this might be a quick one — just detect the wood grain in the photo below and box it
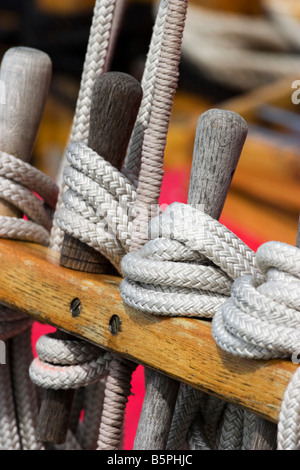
[0,238,296,425]
[0,47,51,217]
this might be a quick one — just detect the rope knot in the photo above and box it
[212,241,300,360]
[29,333,111,390]
[120,202,260,318]
[211,240,300,450]
[0,150,58,246]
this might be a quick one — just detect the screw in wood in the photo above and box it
[70,298,82,317]
[109,315,122,335]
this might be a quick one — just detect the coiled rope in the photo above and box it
[0,146,58,450]
[0,151,58,245]
[212,240,300,450]
[121,203,300,449]
[120,203,262,316]
[55,141,136,273]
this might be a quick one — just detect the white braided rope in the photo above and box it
[278,368,300,450]
[0,150,58,246]
[0,150,58,209]
[55,141,136,272]
[0,177,52,231]
[49,0,120,253]
[211,241,300,449]
[70,0,118,143]
[212,242,300,359]
[122,0,168,184]
[30,349,111,390]
[30,333,111,390]
[0,136,58,450]
[0,363,21,450]
[120,203,261,317]
[35,332,104,365]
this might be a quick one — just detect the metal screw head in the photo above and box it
[109,315,122,335]
[70,298,81,317]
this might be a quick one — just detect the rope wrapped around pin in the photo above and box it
[211,236,300,450]
[120,202,263,318]
[0,150,58,246]
[55,141,137,274]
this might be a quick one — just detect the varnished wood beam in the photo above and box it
[0,239,296,425]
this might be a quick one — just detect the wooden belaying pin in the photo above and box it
[133,108,248,450]
[60,71,143,274]
[35,71,142,445]
[0,47,52,217]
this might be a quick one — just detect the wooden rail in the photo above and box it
[0,239,297,424]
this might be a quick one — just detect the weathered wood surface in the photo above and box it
[0,238,296,425]
[0,47,51,217]
[60,71,142,273]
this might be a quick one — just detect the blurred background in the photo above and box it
[0,0,299,246]
[0,0,300,449]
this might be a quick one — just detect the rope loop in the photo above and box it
[0,150,58,246]
[29,333,111,390]
[212,241,300,360]
[211,240,300,450]
[55,142,137,272]
[120,202,261,317]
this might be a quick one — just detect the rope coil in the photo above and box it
[55,141,137,273]
[212,241,300,359]
[30,334,111,390]
[0,150,58,246]
[120,202,261,317]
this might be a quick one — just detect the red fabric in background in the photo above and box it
[31,169,264,450]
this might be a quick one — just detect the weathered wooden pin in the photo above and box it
[133,108,248,450]
[0,47,52,216]
[35,71,143,444]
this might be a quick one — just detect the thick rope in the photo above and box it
[0,144,58,450]
[212,240,300,449]
[0,150,58,246]
[212,241,300,359]
[120,203,290,450]
[55,142,136,272]
[122,0,169,184]
[120,203,261,316]
[129,0,188,251]
[30,334,111,389]
[49,0,120,253]
[48,0,188,450]
[97,357,136,450]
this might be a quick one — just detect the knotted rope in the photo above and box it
[55,142,136,273]
[212,240,300,450]
[120,203,262,316]
[49,0,120,253]
[120,203,299,449]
